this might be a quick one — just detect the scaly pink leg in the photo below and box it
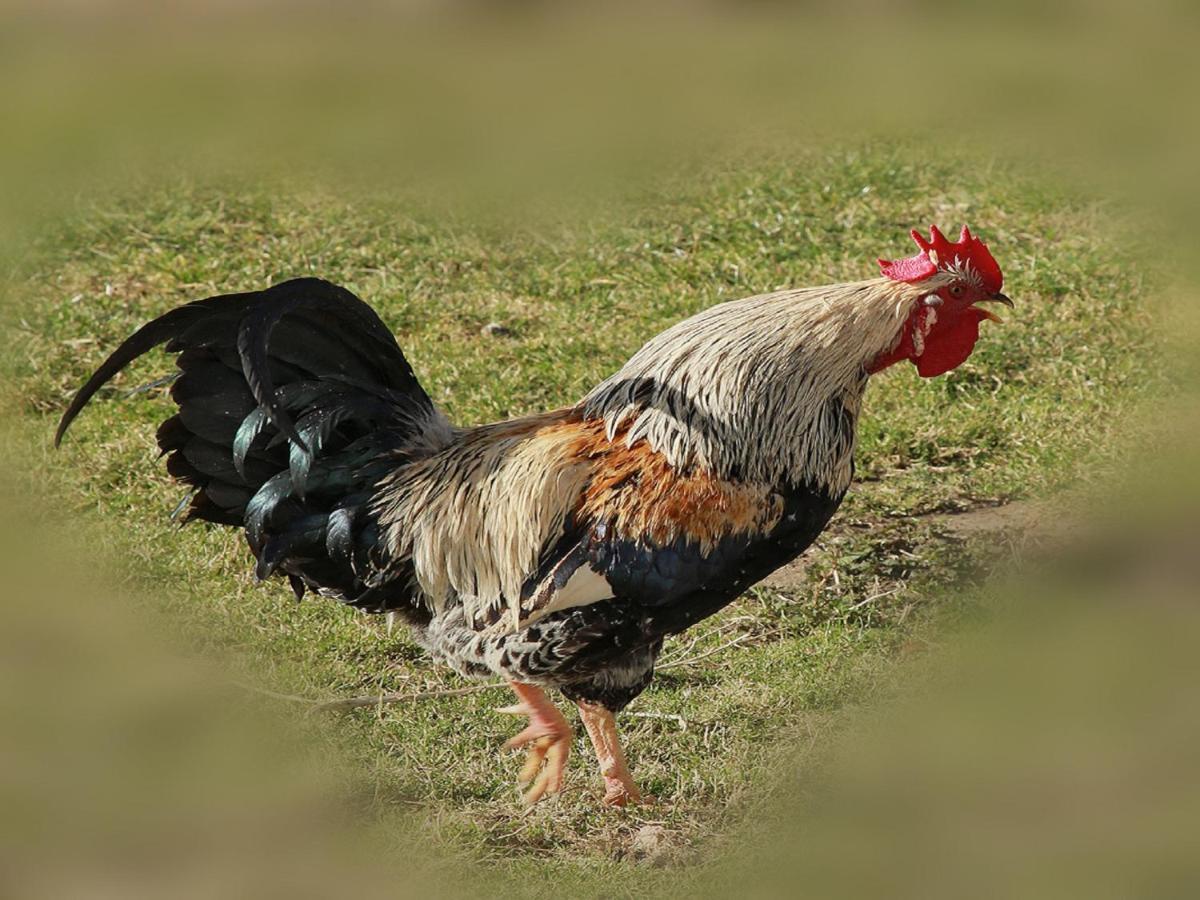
[497,682,572,805]
[577,700,642,806]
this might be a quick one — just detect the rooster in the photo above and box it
[56,225,1010,806]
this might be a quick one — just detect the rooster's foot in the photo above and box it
[577,700,642,807]
[498,682,572,805]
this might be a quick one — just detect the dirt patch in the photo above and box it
[759,500,1047,592]
[625,824,673,866]
[759,558,813,591]
[933,499,1045,538]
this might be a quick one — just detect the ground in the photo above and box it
[1,145,1160,892]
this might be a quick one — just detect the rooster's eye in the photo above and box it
[948,284,965,298]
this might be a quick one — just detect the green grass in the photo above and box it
[2,143,1160,891]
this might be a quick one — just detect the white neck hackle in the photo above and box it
[582,275,947,495]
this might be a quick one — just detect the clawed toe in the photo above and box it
[499,683,573,805]
[602,777,642,807]
[520,734,569,805]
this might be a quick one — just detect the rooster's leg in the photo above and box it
[497,682,573,805]
[577,700,642,806]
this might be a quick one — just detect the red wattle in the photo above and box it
[913,309,985,377]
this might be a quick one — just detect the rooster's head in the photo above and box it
[871,225,1011,377]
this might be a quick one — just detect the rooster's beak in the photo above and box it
[975,292,1013,324]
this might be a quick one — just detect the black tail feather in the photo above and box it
[57,277,443,612]
[56,292,254,447]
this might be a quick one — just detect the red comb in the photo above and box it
[879,225,1003,293]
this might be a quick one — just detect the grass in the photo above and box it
[2,143,1160,892]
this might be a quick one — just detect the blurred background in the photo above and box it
[1,2,1198,897]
